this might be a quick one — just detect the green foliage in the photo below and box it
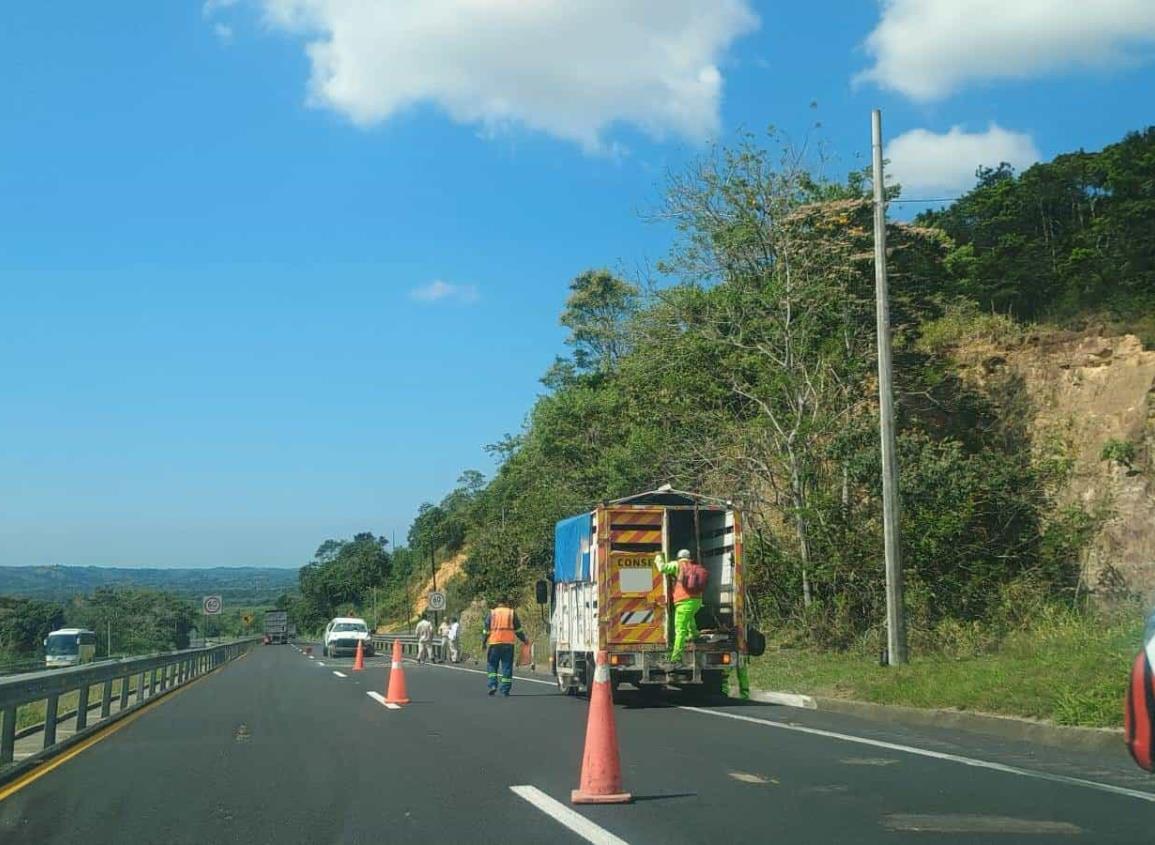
[916,298,1023,354]
[559,269,639,374]
[295,533,391,629]
[0,598,65,657]
[748,605,1142,727]
[918,127,1155,328]
[1100,437,1138,468]
[69,587,198,655]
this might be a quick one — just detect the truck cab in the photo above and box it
[545,488,746,697]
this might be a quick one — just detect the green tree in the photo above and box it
[559,269,639,373]
[0,598,65,656]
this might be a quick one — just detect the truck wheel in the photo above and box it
[557,672,576,696]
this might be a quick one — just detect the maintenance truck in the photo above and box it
[540,487,754,697]
[264,609,289,645]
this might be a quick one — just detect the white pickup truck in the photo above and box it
[322,617,374,658]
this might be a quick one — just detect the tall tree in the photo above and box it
[560,269,640,373]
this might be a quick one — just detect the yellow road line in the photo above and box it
[0,651,250,803]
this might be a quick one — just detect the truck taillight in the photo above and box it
[609,654,636,666]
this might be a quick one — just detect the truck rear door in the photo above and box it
[600,506,666,647]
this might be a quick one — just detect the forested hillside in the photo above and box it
[0,565,297,604]
[290,128,1154,667]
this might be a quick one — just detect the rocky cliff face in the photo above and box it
[958,333,1155,604]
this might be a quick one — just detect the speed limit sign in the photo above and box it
[202,595,223,615]
[427,591,446,612]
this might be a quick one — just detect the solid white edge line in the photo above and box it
[422,661,556,686]
[333,671,346,678]
[510,786,630,845]
[678,706,1155,804]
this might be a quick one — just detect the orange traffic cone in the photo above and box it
[385,639,410,705]
[571,651,631,804]
[352,639,365,671]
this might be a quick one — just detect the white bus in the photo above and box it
[44,628,98,668]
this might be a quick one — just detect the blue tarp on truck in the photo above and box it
[554,512,592,583]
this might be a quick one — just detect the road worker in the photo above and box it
[446,616,461,663]
[654,549,708,666]
[483,598,528,696]
[415,614,434,664]
[437,619,450,662]
[721,653,751,700]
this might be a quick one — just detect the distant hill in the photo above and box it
[0,565,298,605]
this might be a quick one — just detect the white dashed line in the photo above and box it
[510,786,629,844]
[332,671,347,678]
[366,691,401,709]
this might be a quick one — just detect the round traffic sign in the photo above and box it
[202,595,223,615]
[427,591,446,612]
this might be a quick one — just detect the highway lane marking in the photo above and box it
[332,671,347,678]
[366,692,401,710]
[679,706,1155,804]
[420,661,556,686]
[510,786,630,845]
[317,661,325,666]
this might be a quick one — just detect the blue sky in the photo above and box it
[2,1,1153,567]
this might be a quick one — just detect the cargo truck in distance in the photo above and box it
[264,610,289,645]
[540,487,755,698]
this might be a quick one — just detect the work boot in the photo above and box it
[488,688,496,696]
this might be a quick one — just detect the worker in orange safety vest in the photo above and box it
[483,598,528,697]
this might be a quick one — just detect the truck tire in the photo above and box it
[557,671,577,696]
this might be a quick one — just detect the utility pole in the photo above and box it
[430,548,439,630]
[872,109,907,666]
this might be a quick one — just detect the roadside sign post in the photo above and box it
[202,596,223,644]
[428,591,446,641]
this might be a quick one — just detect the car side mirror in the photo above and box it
[535,579,549,605]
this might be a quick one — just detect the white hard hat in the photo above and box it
[677,549,692,560]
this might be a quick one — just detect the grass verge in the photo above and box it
[747,610,1143,728]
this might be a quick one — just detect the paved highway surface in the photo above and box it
[1,643,1153,844]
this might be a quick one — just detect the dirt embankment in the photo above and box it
[956,332,1155,603]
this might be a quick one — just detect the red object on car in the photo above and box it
[1126,648,1155,772]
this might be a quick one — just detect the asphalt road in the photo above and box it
[1,643,1154,844]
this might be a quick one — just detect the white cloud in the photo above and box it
[887,124,1041,196]
[214,23,235,44]
[859,0,1155,100]
[253,0,758,152]
[409,280,480,305]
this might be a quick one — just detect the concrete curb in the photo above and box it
[750,689,1124,754]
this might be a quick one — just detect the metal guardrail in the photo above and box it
[371,633,447,661]
[0,638,259,780]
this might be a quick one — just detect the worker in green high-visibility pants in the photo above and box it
[720,654,751,700]
[655,549,707,665]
